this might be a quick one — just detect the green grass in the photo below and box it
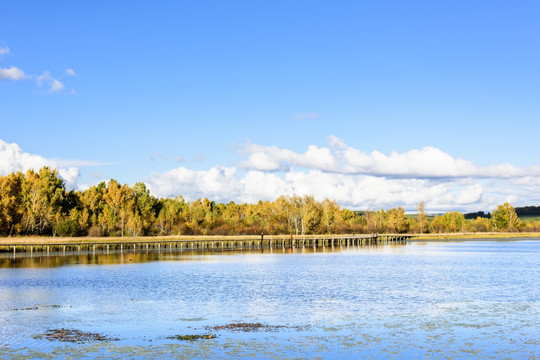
[411,232,540,241]
[518,216,540,222]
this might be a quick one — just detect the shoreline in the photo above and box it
[0,232,539,246]
[410,232,540,241]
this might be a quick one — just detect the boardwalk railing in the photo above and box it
[0,234,413,254]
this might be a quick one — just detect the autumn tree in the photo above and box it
[441,211,465,233]
[471,216,490,232]
[21,168,66,235]
[131,182,157,235]
[491,202,519,231]
[156,196,188,235]
[3,166,538,237]
[386,207,408,233]
[417,202,427,234]
[0,172,24,235]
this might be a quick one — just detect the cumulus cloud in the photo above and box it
[240,143,339,172]
[0,139,56,173]
[146,136,540,212]
[58,167,80,189]
[146,166,244,202]
[3,136,536,212]
[240,137,540,179]
[0,66,25,80]
[0,45,10,55]
[0,139,80,189]
[36,71,65,93]
[65,68,76,76]
[145,166,499,212]
[341,146,539,178]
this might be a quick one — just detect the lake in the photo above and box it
[1,240,539,359]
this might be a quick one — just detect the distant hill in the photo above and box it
[515,206,540,217]
[464,206,540,219]
[464,211,491,219]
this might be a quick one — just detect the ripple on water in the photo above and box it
[1,241,540,358]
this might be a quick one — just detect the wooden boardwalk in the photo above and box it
[0,234,413,254]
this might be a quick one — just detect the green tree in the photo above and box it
[440,211,465,233]
[471,216,490,232]
[491,202,519,231]
[132,182,157,235]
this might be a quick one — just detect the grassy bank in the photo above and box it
[1,232,539,245]
[0,233,368,245]
[0,234,269,245]
[411,232,540,241]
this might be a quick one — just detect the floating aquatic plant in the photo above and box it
[40,329,119,343]
[167,334,217,341]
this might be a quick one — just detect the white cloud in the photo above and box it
[146,166,244,202]
[146,137,540,212]
[58,167,80,189]
[240,137,540,179]
[240,143,339,172]
[4,136,539,212]
[50,79,65,93]
[0,45,73,93]
[36,71,65,93]
[0,140,56,173]
[145,166,504,212]
[0,66,25,80]
[0,139,80,190]
[327,135,347,149]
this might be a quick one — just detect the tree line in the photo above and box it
[0,167,535,237]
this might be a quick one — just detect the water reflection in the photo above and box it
[1,241,539,359]
[0,242,404,268]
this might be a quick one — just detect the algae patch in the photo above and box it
[166,334,217,341]
[38,328,119,343]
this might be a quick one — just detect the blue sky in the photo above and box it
[2,1,540,212]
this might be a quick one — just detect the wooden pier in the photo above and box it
[0,234,413,255]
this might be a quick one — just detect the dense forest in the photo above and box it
[0,167,537,237]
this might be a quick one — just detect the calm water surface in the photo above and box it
[1,240,539,359]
